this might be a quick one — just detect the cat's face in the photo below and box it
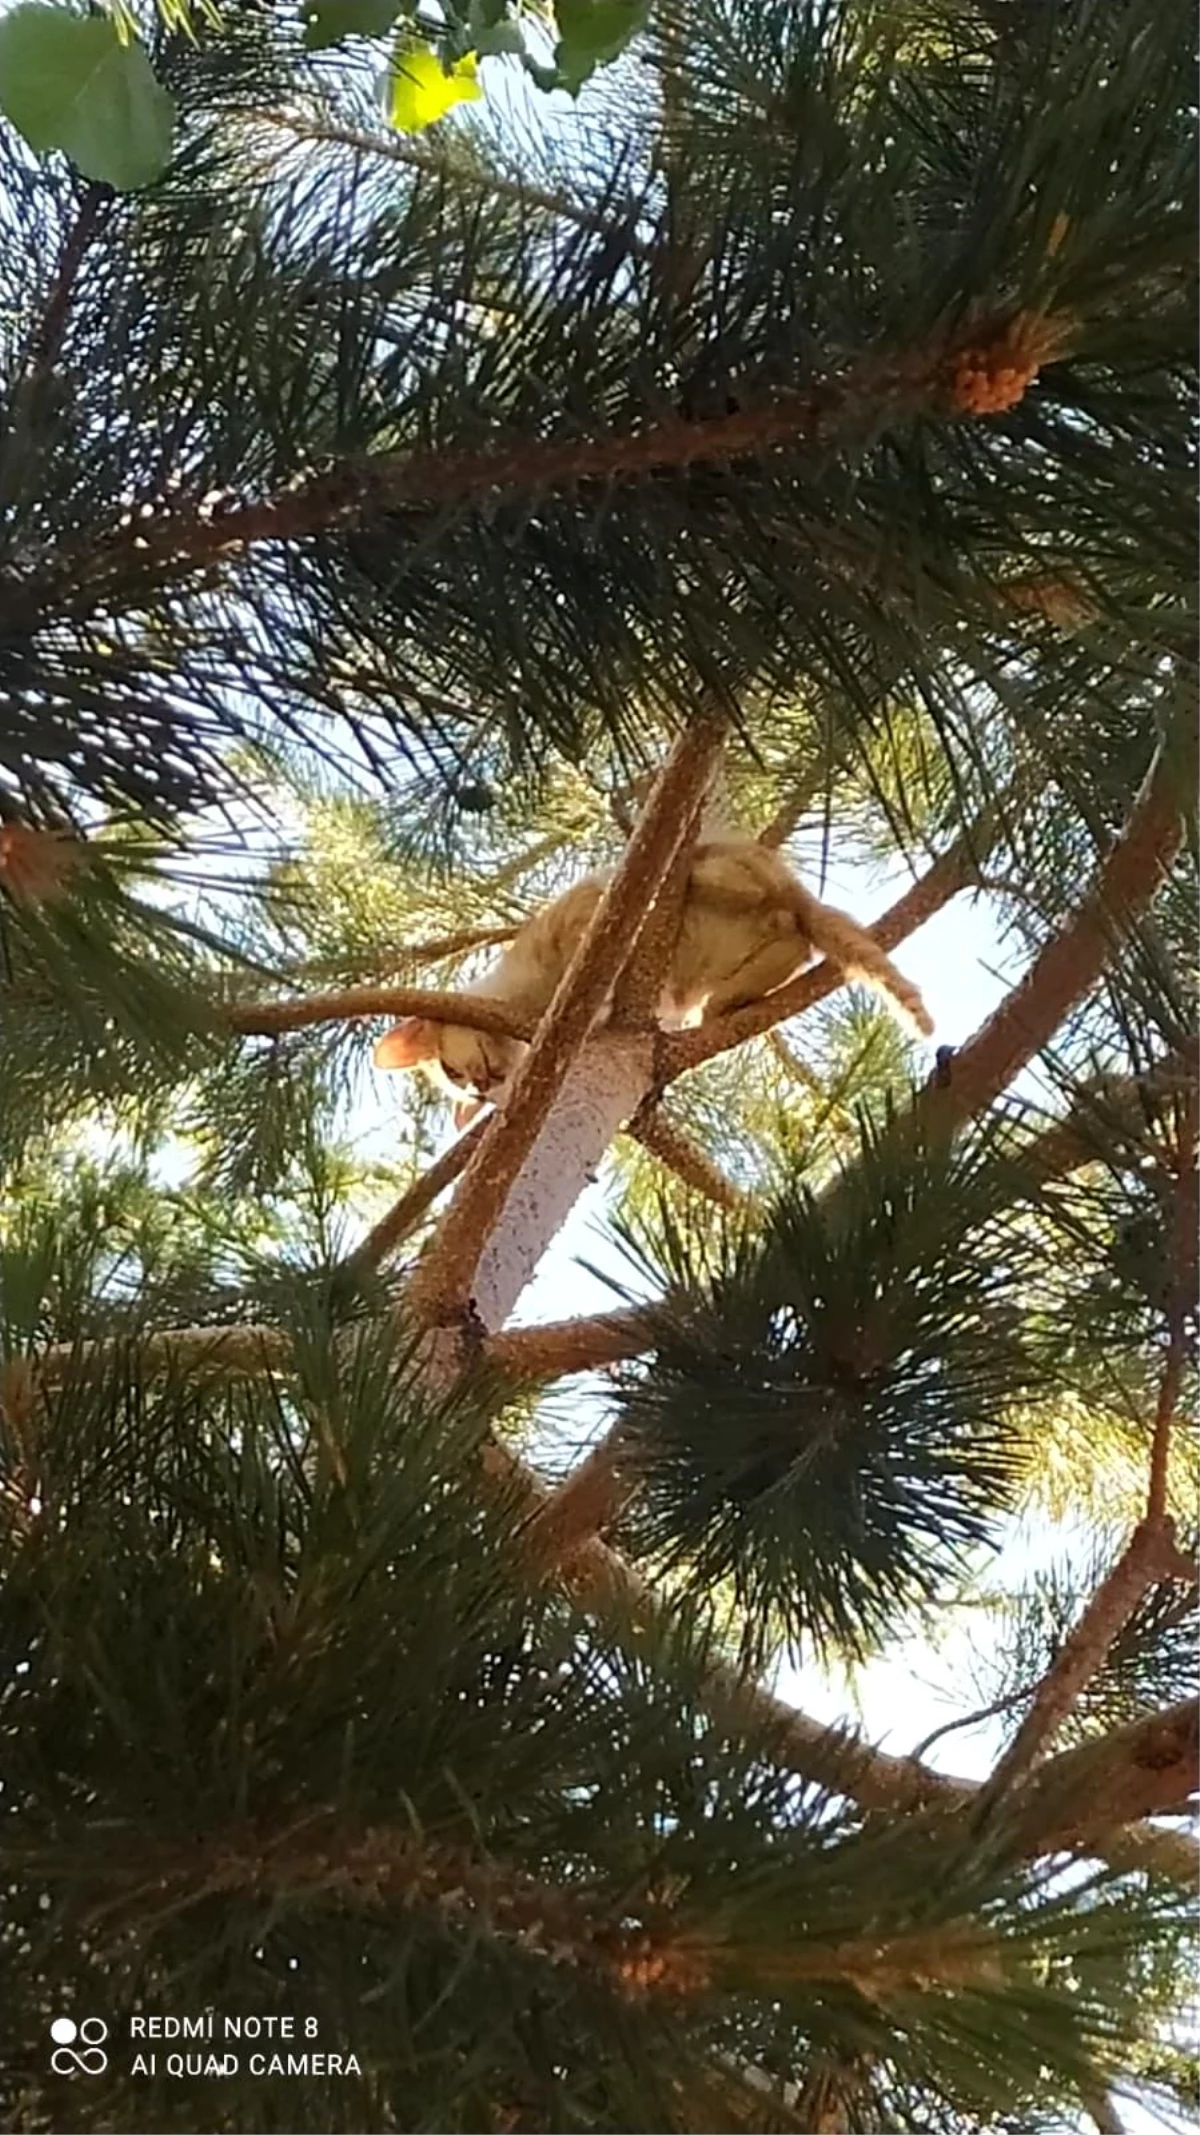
[373,1019,527,1127]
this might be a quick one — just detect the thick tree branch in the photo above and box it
[920,737,1191,1133]
[31,311,1072,620]
[484,1307,657,1382]
[1011,1698,1198,1860]
[226,983,532,1042]
[493,1444,1199,1885]
[974,1514,1195,1818]
[405,720,727,1329]
[31,1300,656,1400]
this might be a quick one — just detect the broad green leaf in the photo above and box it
[388,43,482,133]
[0,4,174,190]
[552,0,648,93]
[302,0,401,52]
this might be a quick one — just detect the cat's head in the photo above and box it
[373,1018,527,1128]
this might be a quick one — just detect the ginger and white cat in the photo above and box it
[374,839,933,1123]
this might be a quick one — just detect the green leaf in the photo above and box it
[302,0,401,53]
[388,42,483,133]
[0,4,174,191]
[552,0,648,93]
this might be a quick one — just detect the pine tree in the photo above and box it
[0,2,1195,2130]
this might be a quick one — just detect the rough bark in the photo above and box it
[405,720,725,1330]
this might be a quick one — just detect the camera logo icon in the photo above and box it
[49,2016,109,2075]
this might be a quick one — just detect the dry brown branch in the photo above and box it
[628,1106,756,1212]
[495,1440,1200,1885]
[1082,2086,1126,2135]
[612,777,710,1022]
[484,1307,657,1382]
[768,1028,825,1091]
[219,924,521,995]
[522,1430,637,1574]
[335,1118,491,1283]
[405,721,726,1330]
[1011,1697,1198,1859]
[969,1083,1198,1814]
[524,1059,1198,1581]
[35,308,1076,622]
[35,1323,293,1391]
[757,752,840,850]
[226,983,532,1042]
[1019,1048,1197,1187]
[976,1515,1195,1815]
[30,1300,656,1402]
[28,1319,1194,1887]
[921,737,1190,1133]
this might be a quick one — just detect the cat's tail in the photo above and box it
[789,886,935,1039]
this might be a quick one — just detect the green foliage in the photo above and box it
[606,1112,1048,1663]
[984,1543,1199,1752]
[0,1299,1188,2132]
[0,4,174,189]
[0,0,1192,819]
[0,1,1193,2124]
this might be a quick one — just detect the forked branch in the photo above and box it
[405,720,726,1329]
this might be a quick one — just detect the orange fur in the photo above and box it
[373,839,932,1108]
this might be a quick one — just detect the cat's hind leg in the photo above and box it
[699,934,812,1017]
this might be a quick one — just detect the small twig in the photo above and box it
[250,109,654,258]
[767,1028,824,1093]
[246,924,520,990]
[1082,2084,1126,2135]
[335,1118,490,1284]
[910,1684,1040,1766]
[628,1106,756,1213]
[757,759,833,850]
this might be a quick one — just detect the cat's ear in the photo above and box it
[453,1096,487,1130]
[373,1018,437,1070]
